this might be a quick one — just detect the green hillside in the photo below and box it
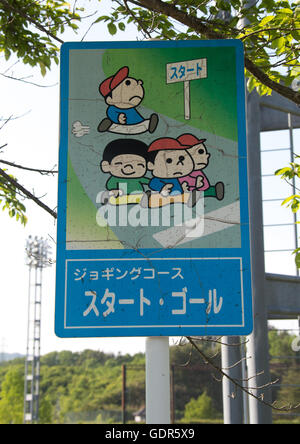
[0,332,299,424]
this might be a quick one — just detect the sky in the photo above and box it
[0,0,299,358]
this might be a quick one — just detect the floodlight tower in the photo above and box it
[23,236,51,424]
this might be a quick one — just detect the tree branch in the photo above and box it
[0,72,58,88]
[0,167,57,219]
[0,159,58,175]
[125,0,300,105]
[187,336,300,413]
[0,0,64,44]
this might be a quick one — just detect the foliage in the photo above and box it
[0,170,27,225]
[37,350,147,423]
[0,345,222,424]
[0,364,53,424]
[183,391,218,421]
[268,328,300,413]
[170,340,222,418]
[0,0,85,225]
[276,368,300,415]
[275,157,300,267]
[0,335,299,424]
[269,329,300,363]
[96,0,300,105]
[0,0,82,75]
[0,366,24,424]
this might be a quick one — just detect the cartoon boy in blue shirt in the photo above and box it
[141,137,200,208]
[98,66,158,135]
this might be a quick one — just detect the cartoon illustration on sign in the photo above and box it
[71,121,90,138]
[143,135,224,208]
[166,58,207,120]
[98,66,159,135]
[177,134,225,200]
[100,139,150,205]
[56,41,254,340]
[99,135,224,208]
[143,136,201,209]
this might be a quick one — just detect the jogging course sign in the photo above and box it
[55,40,253,338]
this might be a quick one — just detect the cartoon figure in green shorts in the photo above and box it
[100,139,150,205]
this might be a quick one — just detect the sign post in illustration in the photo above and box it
[166,58,207,120]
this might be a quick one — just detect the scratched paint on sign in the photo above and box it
[55,40,253,338]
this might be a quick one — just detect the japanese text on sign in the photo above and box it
[166,58,207,84]
[63,258,245,333]
[83,287,223,319]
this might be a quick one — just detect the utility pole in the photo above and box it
[222,337,244,424]
[146,337,171,424]
[23,236,51,424]
[122,364,127,424]
[246,92,272,424]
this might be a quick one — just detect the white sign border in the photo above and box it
[64,257,245,330]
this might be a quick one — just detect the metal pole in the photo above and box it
[24,237,51,424]
[246,91,272,424]
[33,264,39,423]
[122,364,126,424]
[288,113,299,277]
[241,341,249,424]
[170,364,175,424]
[221,337,244,424]
[23,262,32,424]
[146,337,171,424]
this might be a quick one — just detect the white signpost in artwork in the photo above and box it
[166,58,207,120]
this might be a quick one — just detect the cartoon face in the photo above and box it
[148,150,194,179]
[187,143,210,169]
[101,154,147,178]
[106,77,144,109]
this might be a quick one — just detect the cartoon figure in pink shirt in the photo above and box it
[177,134,224,201]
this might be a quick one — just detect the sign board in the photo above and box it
[55,40,253,338]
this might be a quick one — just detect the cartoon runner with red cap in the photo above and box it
[98,66,159,135]
[141,137,202,209]
[177,134,225,201]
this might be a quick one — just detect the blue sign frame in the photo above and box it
[55,40,253,338]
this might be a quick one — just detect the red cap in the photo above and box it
[148,137,189,153]
[99,66,129,97]
[177,134,206,147]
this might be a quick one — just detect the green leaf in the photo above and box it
[247,76,257,93]
[279,8,293,15]
[4,49,11,61]
[295,251,300,269]
[281,195,300,206]
[108,22,117,36]
[275,166,292,175]
[94,15,110,24]
[259,15,275,27]
[273,36,286,51]
[39,62,47,77]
